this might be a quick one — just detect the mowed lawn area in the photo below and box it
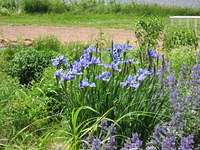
[0,14,169,29]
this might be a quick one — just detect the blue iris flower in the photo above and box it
[100,60,122,72]
[79,78,96,88]
[54,69,63,78]
[120,75,140,88]
[148,50,162,58]
[90,57,101,65]
[96,71,112,82]
[84,46,97,54]
[138,69,151,75]
[51,56,68,67]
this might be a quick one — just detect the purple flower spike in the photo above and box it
[91,138,101,150]
[178,135,194,150]
[100,120,109,132]
[104,136,117,150]
[121,133,143,150]
[108,124,117,135]
[79,78,96,88]
[146,146,157,150]
[161,136,176,150]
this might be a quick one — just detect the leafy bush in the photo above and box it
[8,48,55,85]
[23,0,50,13]
[23,0,65,13]
[135,17,164,51]
[163,26,198,51]
[33,35,62,52]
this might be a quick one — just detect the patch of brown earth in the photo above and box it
[0,26,137,45]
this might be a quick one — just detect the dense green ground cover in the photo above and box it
[0,1,200,149]
[0,14,167,29]
[0,18,200,149]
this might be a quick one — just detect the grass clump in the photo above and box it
[33,35,62,52]
[168,46,197,74]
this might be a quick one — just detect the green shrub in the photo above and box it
[135,17,164,51]
[163,26,198,52]
[168,46,197,74]
[23,0,65,13]
[8,48,55,85]
[33,35,62,52]
[23,0,51,13]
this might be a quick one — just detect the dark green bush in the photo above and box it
[23,0,51,13]
[33,35,62,52]
[23,0,65,13]
[163,26,198,51]
[8,48,55,85]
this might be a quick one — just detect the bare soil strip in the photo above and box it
[0,26,137,45]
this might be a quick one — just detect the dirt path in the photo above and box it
[0,26,137,45]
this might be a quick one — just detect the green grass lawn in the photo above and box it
[0,14,169,29]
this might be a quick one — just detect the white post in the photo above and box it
[170,16,200,35]
[194,19,197,34]
[170,18,174,25]
[178,19,182,25]
[187,19,190,29]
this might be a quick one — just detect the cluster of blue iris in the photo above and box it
[51,43,160,89]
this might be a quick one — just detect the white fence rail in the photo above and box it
[170,16,200,34]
